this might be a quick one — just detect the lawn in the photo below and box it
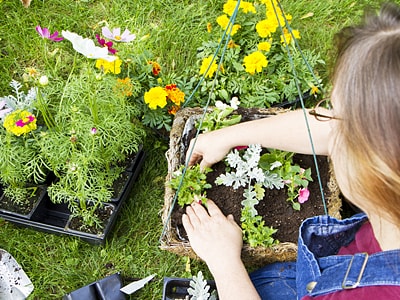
[0,0,388,298]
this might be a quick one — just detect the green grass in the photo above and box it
[0,0,397,298]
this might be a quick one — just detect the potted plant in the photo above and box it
[0,25,147,243]
[162,271,218,300]
[183,0,324,109]
[0,80,49,218]
[162,107,342,266]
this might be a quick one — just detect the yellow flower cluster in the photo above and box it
[256,0,298,45]
[95,57,122,74]
[3,110,37,136]
[144,84,185,111]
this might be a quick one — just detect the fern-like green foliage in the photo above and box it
[38,70,146,223]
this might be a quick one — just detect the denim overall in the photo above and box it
[250,213,400,299]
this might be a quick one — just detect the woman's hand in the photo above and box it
[182,200,261,300]
[185,132,232,169]
[182,200,243,269]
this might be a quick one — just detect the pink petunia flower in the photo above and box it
[102,27,136,42]
[95,34,117,55]
[35,25,64,42]
[298,188,310,204]
[234,145,248,151]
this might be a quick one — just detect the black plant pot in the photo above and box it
[0,148,145,244]
[0,186,47,219]
[162,277,217,300]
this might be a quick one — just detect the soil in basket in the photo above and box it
[171,154,332,244]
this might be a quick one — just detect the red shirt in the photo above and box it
[302,222,400,299]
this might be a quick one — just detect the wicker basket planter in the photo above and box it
[161,107,342,266]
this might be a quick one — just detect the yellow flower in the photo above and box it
[280,28,300,45]
[223,0,237,16]
[144,86,168,109]
[310,85,320,95]
[199,55,218,78]
[95,58,122,74]
[243,51,268,75]
[258,41,272,52]
[256,18,278,38]
[216,14,241,36]
[240,1,256,14]
[3,110,37,136]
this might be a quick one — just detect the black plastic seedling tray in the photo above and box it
[0,149,145,244]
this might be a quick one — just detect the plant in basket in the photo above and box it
[163,106,341,265]
[185,0,324,108]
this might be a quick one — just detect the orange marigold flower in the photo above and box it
[114,77,134,97]
[168,105,180,115]
[165,84,185,105]
[228,40,239,48]
[148,61,161,76]
[207,22,212,33]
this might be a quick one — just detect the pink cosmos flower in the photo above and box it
[298,188,310,204]
[95,34,117,55]
[35,25,64,42]
[102,27,136,42]
[90,127,97,134]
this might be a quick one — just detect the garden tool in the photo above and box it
[63,272,156,300]
[0,249,34,300]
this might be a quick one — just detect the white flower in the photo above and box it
[39,75,49,86]
[215,100,228,110]
[102,27,136,42]
[62,30,116,62]
[230,96,240,109]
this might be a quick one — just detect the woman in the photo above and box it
[182,3,400,299]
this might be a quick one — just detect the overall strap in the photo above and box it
[305,250,400,297]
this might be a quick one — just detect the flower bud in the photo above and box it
[39,75,49,86]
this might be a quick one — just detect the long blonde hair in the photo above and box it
[331,3,400,224]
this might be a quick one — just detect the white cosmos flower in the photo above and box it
[62,30,116,62]
[102,27,136,42]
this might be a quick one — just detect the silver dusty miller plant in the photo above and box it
[186,271,218,300]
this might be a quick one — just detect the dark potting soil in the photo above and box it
[0,191,41,215]
[171,154,333,244]
[68,204,114,235]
